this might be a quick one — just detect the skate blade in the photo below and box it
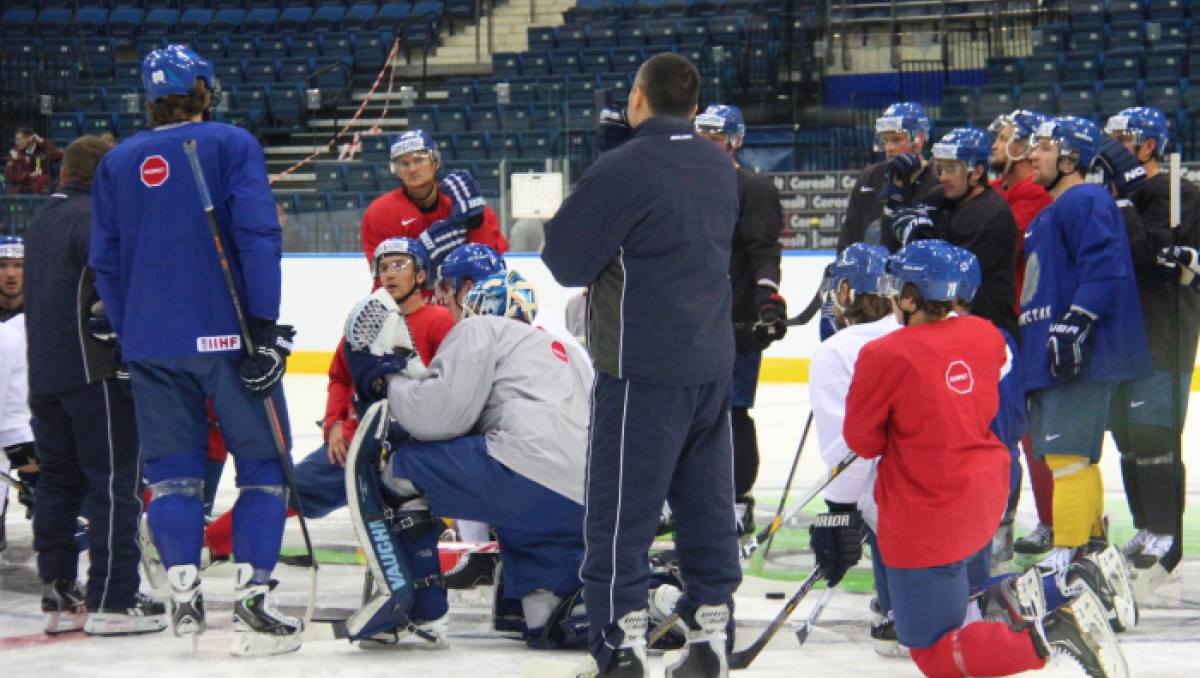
[1065,589,1130,678]
[1087,546,1138,631]
[43,611,88,636]
[230,631,302,657]
[357,636,450,650]
[1131,561,1171,605]
[84,614,169,636]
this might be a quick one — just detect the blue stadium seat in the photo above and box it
[709,16,746,45]
[354,32,389,73]
[1109,0,1148,24]
[213,60,244,85]
[476,77,500,105]
[408,106,438,130]
[678,18,710,45]
[1064,54,1103,82]
[376,4,412,33]
[536,75,568,104]
[529,26,556,50]
[588,23,618,48]
[1105,48,1144,81]
[81,38,115,78]
[493,53,522,78]
[597,72,630,99]
[611,46,645,72]
[471,160,502,197]
[446,77,476,104]
[322,32,353,59]
[278,57,311,83]
[116,112,146,139]
[552,49,582,75]
[557,23,589,49]
[662,0,691,19]
[1,10,36,39]
[471,105,501,132]
[520,130,557,159]
[112,61,142,89]
[267,86,305,128]
[1151,20,1191,47]
[628,0,663,20]
[431,133,456,158]
[342,5,377,32]
[1148,0,1188,21]
[178,9,214,35]
[308,6,345,32]
[439,105,470,132]
[1019,83,1056,112]
[617,21,648,46]
[568,75,597,102]
[243,8,279,34]
[108,8,144,49]
[1147,44,1186,80]
[726,0,756,15]
[986,57,1023,85]
[244,58,279,84]
[454,132,491,161]
[446,0,477,21]
[1107,21,1146,47]
[194,35,227,60]
[1142,78,1183,110]
[1057,82,1099,114]
[211,9,247,35]
[505,75,540,104]
[519,51,549,77]
[1098,81,1141,117]
[977,84,1017,119]
[581,48,613,74]
[290,34,321,58]
[35,7,72,37]
[41,36,77,60]
[1032,22,1069,53]
[47,112,80,140]
[73,7,109,37]
[259,36,290,60]
[1023,54,1063,83]
[326,192,364,213]
[501,104,533,131]
[142,9,180,38]
[312,57,349,91]
[531,102,565,129]
[402,14,438,50]
[693,0,723,17]
[941,86,979,118]
[227,37,258,61]
[80,112,115,136]
[361,134,392,164]
[232,84,270,112]
[1068,26,1106,54]
[342,163,379,193]
[1068,0,1107,29]
[276,7,312,34]
[492,131,520,158]
[645,19,680,48]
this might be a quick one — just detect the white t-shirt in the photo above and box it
[809,313,900,530]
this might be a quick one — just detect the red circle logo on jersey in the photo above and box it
[551,340,569,363]
[140,155,170,188]
[945,360,974,395]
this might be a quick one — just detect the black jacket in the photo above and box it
[732,167,783,354]
[24,182,117,393]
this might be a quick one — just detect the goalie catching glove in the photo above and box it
[238,320,295,398]
[344,288,428,402]
[809,511,864,587]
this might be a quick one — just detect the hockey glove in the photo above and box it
[1095,138,1148,197]
[238,320,295,398]
[809,511,864,587]
[1158,245,1200,289]
[754,285,788,344]
[881,153,921,214]
[87,301,117,346]
[441,169,486,230]
[891,206,937,246]
[4,442,37,470]
[419,217,468,270]
[595,106,631,154]
[1046,309,1095,379]
[346,347,406,403]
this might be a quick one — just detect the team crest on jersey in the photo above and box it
[550,340,569,363]
[197,335,242,352]
[945,360,974,395]
[140,155,170,188]
[1021,252,1040,308]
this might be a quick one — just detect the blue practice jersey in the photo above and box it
[990,328,1028,448]
[1018,183,1152,392]
[90,121,281,361]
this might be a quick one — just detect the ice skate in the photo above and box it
[84,593,168,636]
[1131,561,1173,603]
[442,551,498,590]
[990,510,1015,575]
[1084,543,1138,631]
[1033,588,1129,678]
[1130,532,1173,569]
[979,566,1047,625]
[358,614,450,650]
[41,578,88,635]
[664,604,729,678]
[136,513,168,592]
[230,564,302,657]
[869,613,909,658]
[167,565,205,652]
[1118,528,1151,560]
[1014,523,1054,555]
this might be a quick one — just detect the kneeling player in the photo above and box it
[343,270,590,650]
[825,242,1128,678]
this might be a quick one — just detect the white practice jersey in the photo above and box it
[0,314,33,449]
[809,313,900,529]
[386,315,592,504]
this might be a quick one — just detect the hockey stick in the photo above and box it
[756,411,814,570]
[1,471,33,500]
[742,450,858,563]
[793,585,835,645]
[182,139,318,624]
[728,564,824,670]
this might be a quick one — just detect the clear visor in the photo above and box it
[931,160,966,177]
[694,113,726,134]
[987,115,1013,140]
[433,278,460,307]
[877,272,905,298]
[874,130,915,153]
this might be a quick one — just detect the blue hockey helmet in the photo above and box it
[882,239,961,302]
[1104,106,1170,157]
[1031,115,1102,170]
[373,236,431,277]
[989,109,1047,142]
[932,127,993,170]
[829,243,890,296]
[462,270,538,323]
[141,44,214,104]
[0,236,23,259]
[391,130,441,165]
[694,104,746,144]
[874,102,932,151]
[948,245,982,303]
[437,243,506,294]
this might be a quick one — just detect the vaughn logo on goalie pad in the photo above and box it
[369,519,409,593]
[197,334,242,352]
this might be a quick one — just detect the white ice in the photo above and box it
[1,377,1198,676]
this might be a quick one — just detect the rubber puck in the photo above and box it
[765,592,785,600]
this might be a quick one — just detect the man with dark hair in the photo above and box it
[5,126,62,195]
[543,52,741,678]
[90,44,301,655]
[24,134,168,636]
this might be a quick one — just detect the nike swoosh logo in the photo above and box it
[1131,401,1145,408]
[402,218,418,226]
[1045,434,1061,441]
[860,186,875,193]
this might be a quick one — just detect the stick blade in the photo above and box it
[794,624,810,645]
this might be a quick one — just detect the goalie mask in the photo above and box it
[461,270,538,323]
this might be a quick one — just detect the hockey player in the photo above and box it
[360,130,507,272]
[1020,116,1152,595]
[90,45,301,655]
[828,240,1127,678]
[809,243,902,655]
[203,237,454,559]
[433,242,505,321]
[838,101,940,252]
[543,52,740,678]
[23,136,167,635]
[694,103,786,537]
[0,234,23,321]
[988,109,1057,557]
[342,269,590,650]
[1103,106,1200,591]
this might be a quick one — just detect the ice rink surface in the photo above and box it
[2,376,1199,676]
